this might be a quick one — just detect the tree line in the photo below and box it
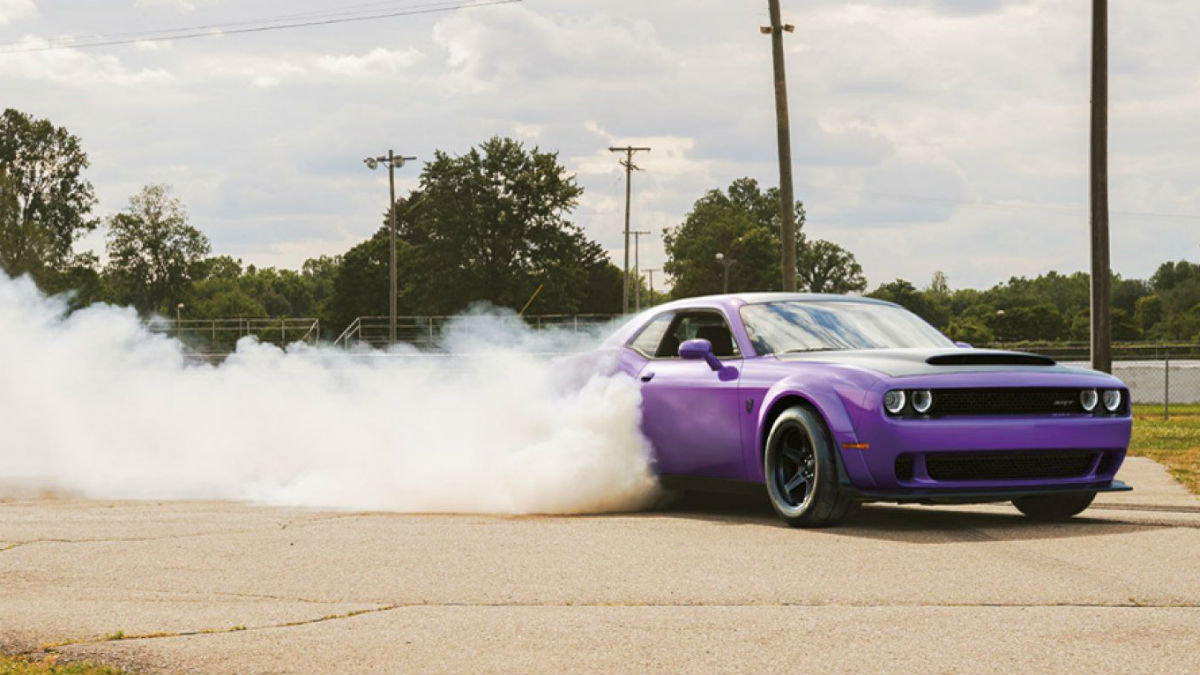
[3,107,1198,344]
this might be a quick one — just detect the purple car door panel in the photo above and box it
[638,358,744,477]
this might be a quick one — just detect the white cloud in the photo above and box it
[0,37,172,85]
[316,47,424,78]
[0,0,34,25]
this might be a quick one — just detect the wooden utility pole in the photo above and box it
[764,0,797,292]
[1090,0,1112,373]
[643,267,660,306]
[610,146,651,313]
[631,230,651,312]
[363,150,416,344]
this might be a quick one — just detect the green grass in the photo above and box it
[1130,403,1200,493]
[0,655,127,675]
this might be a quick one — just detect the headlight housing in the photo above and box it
[1080,389,1099,412]
[912,389,933,414]
[884,390,907,415]
[1102,389,1122,412]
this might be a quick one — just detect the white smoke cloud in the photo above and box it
[0,273,657,514]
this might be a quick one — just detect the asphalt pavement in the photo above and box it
[2,457,1198,674]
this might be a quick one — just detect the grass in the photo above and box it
[1130,403,1200,493]
[0,654,126,675]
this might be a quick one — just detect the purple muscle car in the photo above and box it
[604,293,1132,527]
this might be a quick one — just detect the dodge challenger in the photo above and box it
[604,293,1132,527]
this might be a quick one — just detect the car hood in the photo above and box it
[775,347,1100,379]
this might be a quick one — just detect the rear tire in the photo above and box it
[1012,491,1096,522]
[763,406,856,527]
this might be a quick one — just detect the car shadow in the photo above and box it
[654,491,1174,543]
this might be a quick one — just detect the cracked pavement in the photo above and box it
[2,457,1199,674]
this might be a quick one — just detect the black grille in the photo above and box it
[931,388,1088,415]
[925,451,1097,481]
[895,455,914,481]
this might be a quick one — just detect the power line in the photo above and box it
[0,0,519,54]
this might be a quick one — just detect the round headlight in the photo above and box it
[1080,389,1099,412]
[884,390,907,415]
[1102,389,1122,412]
[912,389,933,414]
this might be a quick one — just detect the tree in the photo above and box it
[797,239,867,294]
[664,178,806,297]
[104,184,210,314]
[0,109,97,285]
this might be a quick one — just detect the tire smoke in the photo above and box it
[0,273,658,513]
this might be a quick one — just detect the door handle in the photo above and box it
[640,372,655,382]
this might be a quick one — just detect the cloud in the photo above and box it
[431,4,674,91]
[316,47,425,78]
[0,37,172,85]
[0,0,34,25]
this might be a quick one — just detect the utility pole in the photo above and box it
[643,268,660,306]
[715,253,736,294]
[631,230,651,312]
[1089,0,1112,373]
[364,150,417,344]
[762,0,797,292]
[610,145,651,313]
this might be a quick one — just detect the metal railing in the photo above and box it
[147,317,320,358]
[332,314,620,350]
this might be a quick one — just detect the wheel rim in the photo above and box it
[770,425,816,511]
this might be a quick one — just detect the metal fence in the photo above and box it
[147,317,321,358]
[332,314,620,350]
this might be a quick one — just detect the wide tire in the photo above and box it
[1012,491,1097,522]
[763,405,856,527]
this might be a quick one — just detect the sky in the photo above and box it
[2,0,1199,292]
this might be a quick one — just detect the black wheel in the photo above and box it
[1012,491,1097,522]
[763,405,856,527]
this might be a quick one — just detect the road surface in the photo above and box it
[2,457,1199,674]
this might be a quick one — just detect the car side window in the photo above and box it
[654,311,741,359]
[628,312,674,357]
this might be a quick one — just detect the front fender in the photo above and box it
[752,368,880,487]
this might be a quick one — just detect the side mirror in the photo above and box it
[679,338,713,361]
[679,338,739,381]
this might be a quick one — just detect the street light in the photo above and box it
[364,150,416,344]
[175,303,185,339]
[715,252,735,294]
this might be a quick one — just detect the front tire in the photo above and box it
[763,406,856,527]
[1012,491,1097,522]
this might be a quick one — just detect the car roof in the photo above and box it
[654,292,898,310]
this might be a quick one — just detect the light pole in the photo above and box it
[364,150,416,344]
[175,302,185,339]
[631,230,651,312]
[762,0,798,292]
[715,252,735,294]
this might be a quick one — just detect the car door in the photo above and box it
[629,309,744,479]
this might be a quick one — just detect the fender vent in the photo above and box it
[926,352,1055,367]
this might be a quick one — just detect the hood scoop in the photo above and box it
[926,352,1056,367]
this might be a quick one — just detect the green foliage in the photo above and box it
[797,239,867,294]
[663,178,803,297]
[104,184,210,315]
[0,108,97,286]
[329,137,620,320]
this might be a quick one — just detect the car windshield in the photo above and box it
[739,300,953,355]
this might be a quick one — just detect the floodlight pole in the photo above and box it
[1089,0,1112,373]
[365,150,416,344]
